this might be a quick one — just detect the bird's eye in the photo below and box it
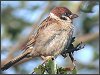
[64,13,67,16]
[64,13,70,17]
[60,13,70,20]
[60,14,67,20]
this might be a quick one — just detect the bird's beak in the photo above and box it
[70,14,78,19]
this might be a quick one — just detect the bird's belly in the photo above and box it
[43,31,70,56]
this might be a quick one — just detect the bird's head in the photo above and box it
[50,7,78,21]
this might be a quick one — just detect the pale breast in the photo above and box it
[44,27,73,56]
[33,16,73,56]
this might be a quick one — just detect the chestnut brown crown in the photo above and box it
[51,7,78,20]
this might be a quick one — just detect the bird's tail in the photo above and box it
[1,50,31,71]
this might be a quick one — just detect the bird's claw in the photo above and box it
[75,42,85,51]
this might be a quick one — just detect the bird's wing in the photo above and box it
[33,17,62,46]
[22,17,61,50]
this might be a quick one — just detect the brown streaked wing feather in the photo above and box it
[34,17,61,45]
[22,17,59,50]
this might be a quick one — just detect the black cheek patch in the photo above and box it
[60,16,67,20]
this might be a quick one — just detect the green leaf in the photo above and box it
[34,65,45,74]
[72,68,77,74]
[57,67,67,74]
[45,59,55,74]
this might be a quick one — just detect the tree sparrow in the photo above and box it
[1,7,78,71]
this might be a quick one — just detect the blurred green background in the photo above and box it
[1,1,99,74]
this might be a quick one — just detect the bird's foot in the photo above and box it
[74,42,85,51]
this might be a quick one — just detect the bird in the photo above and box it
[1,7,78,71]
